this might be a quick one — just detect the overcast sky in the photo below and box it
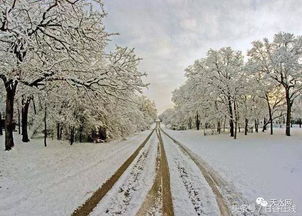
[103,0,302,113]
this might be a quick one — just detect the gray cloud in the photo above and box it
[103,0,302,113]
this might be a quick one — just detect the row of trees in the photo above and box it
[0,0,157,150]
[160,32,302,138]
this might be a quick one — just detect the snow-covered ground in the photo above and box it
[91,133,157,216]
[162,132,220,216]
[0,131,150,216]
[164,127,302,215]
[1,127,301,216]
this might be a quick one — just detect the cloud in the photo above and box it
[180,18,197,31]
[103,0,302,113]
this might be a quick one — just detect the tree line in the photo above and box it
[160,32,302,138]
[0,0,157,150]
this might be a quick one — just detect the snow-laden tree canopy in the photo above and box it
[0,0,157,150]
[161,33,302,138]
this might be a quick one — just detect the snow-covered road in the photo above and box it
[1,127,301,216]
[164,128,302,216]
[90,131,158,216]
[161,130,221,216]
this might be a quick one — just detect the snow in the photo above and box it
[90,133,157,216]
[164,127,302,215]
[162,133,220,216]
[1,127,301,216]
[0,130,151,216]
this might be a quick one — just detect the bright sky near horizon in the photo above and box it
[103,0,302,113]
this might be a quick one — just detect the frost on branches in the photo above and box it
[161,33,302,138]
[0,0,156,150]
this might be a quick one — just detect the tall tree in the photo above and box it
[248,33,302,136]
[0,1,148,150]
[186,47,244,137]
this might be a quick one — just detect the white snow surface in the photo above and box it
[164,127,302,215]
[90,133,158,216]
[0,131,151,216]
[162,132,220,216]
[1,127,301,216]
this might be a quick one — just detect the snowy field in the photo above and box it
[0,131,150,216]
[164,127,302,215]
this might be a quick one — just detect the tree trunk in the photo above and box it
[17,108,21,134]
[285,88,292,136]
[70,127,75,145]
[98,127,106,140]
[195,112,200,130]
[228,96,234,137]
[56,123,60,140]
[244,118,248,135]
[79,125,83,142]
[0,112,3,135]
[269,110,273,135]
[4,81,18,151]
[32,97,37,114]
[188,117,192,129]
[21,97,30,142]
[56,123,63,140]
[217,120,221,134]
[265,94,273,135]
[223,116,226,132]
[255,119,259,133]
[91,129,97,142]
[262,118,267,132]
[234,100,238,139]
[44,106,47,147]
[79,131,83,143]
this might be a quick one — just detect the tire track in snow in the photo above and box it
[175,161,215,216]
[162,131,220,216]
[43,140,143,191]
[157,129,174,216]
[72,129,155,216]
[136,129,174,216]
[136,143,162,216]
[161,129,231,216]
[162,129,262,216]
[17,133,148,200]
[90,132,156,215]
[0,135,149,214]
